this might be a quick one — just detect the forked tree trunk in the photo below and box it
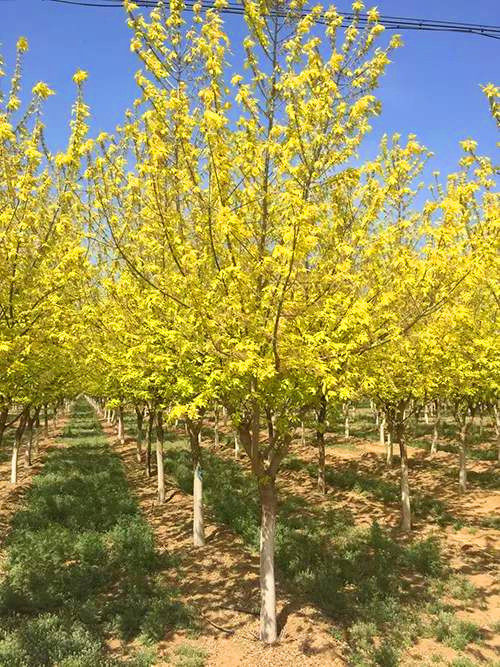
[156,411,165,503]
[117,405,125,444]
[135,405,144,462]
[11,410,28,485]
[316,393,327,494]
[259,480,278,644]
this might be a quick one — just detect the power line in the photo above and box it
[44,0,500,40]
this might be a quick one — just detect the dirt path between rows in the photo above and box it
[102,418,346,667]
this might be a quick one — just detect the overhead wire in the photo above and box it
[43,0,500,40]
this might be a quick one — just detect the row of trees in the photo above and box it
[1,0,498,645]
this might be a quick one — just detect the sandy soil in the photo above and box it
[103,418,347,666]
[104,417,499,666]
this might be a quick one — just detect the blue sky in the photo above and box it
[1,0,499,177]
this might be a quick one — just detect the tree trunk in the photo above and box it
[118,405,125,444]
[187,418,205,547]
[396,404,411,531]
[424,404,429,424]
[52,405,57,428]
[300,420,306,446]
[316,393,327,494]
[459,422,468,494]
[214,407,220,447]
[266,407,274,444]
[343,402,350,438]
[0,405,8,449]
[234,432,240,459]
[399,436,411,532]
[259,481,278,644]
[44,404,49,436]
[494,403,500,462]
[431,401,440,455]
[156,411,165,503]
[24,410,35,467]
[11,410,28,485]
[386,426,393,466]
[135,405,144,462]
[379,415,385,448]
[146,409,155,477]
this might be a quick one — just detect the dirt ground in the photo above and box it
[103,417,500,666]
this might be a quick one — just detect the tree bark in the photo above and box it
[146,409,155,477]
[234,432,240,459]
[24,409,35,467]
[459,422,468,494]
[395,402,411,531]
[316,393,327,494]
[0,405,9,449]
[11,409,28,485]
[343,402,350,438]
[117,405,125,444]
[135,405,144,462]
[259,480,278,644]
[156,411,165,503]
[44,404,49,436]
[494,403,500,462]
[187,418,205,547]
[379,414,385,448]
[214,407,220,447]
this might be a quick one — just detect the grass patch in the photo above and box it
[0,400,194,665]
[173,643,208,667]
[432,612,481,650]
